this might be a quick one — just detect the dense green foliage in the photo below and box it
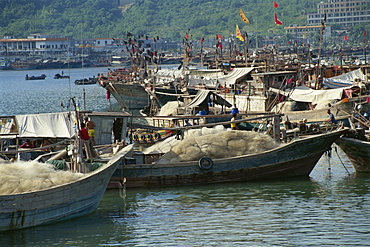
[0,0,369,45]
[0,0,121,38]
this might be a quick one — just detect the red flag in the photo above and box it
[364,30,367,36]
[200,37,204,42]
[185,33,189,40]
[273,1,279,8]
[344,35,349,41]
[217,34,222,39]
[274,13,282,25]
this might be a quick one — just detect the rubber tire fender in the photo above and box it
[198,157,213,170]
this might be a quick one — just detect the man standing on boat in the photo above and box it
[80,122,93,159]
[84,117,96,145]
[231,113,240,130]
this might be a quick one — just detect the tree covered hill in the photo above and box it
[0,0,365,42]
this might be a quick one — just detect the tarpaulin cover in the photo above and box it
[270,86,350,104]
[185,90,232,109]
[217,68,254,87]
[323,68,365,88]
[15,112,76,138]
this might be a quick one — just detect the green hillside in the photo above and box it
[0,0,368,43]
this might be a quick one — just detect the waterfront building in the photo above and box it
[284,25,332,44]
[0,33,72,57]
[307,0,370,27]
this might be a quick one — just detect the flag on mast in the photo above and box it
[274,13,283,25]
[236,25,245,41]
[273,1,279,8]
[239,8,250,25]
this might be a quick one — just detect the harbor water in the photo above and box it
[0,67,114,116]
[1,68,370,246]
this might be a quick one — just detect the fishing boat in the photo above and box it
[334,109,370,174]
[25,74,47,80]
[336,135,370,173]
[118,116,347,188]
[54,73,70,79]
[0,144,133,231]
[74,77,97,85]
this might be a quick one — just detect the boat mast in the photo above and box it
[315,14,326,90]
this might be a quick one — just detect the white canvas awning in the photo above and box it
[270,86,350,105]
[217,68,254,87]
[15,112,76,138]
[323,68,365,88]
[185,90,232,109]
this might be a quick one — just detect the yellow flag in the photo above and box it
[240,8,250,25]
[236,24,245,41]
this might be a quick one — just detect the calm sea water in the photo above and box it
[1,68,370,246]
[0,67,114,116]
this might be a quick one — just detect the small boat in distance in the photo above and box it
[74,77,97,85]
[25,74,47,80]
[54,73,70,79]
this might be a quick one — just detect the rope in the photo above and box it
[326,147,332,171]
[334,145,351,175]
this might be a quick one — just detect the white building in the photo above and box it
[307,0,370,27]
[0,33,71,56]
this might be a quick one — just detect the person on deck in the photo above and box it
[326,109,337,124]
[231,113,239,130]
[80,123,93,159]
[20,139,35,148]
[185,119,192,127]
[84,117,96,145]
[40,139,51,152]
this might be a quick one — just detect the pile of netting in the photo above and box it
[0,161,84,195]
[144,125,280,164]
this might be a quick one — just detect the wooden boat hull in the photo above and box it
[119,130,345,188]
[335,137,370,172]
[25,74,47,80]
[104,82,198,110]
[105,82,150,109]
[0,145,132,231]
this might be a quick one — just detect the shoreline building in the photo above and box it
[0,34,72,57]
[284,25,332,44]
[307,0,370,27]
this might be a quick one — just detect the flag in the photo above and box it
[185,33,189,40]
[274,13,282,25]
[344,35,349,41]
[236,25,245,41]
[273,1,279,8]
[200,37,205,42]
[239,8,250,25]
[364,30,367,36]
[217,34,222,39]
